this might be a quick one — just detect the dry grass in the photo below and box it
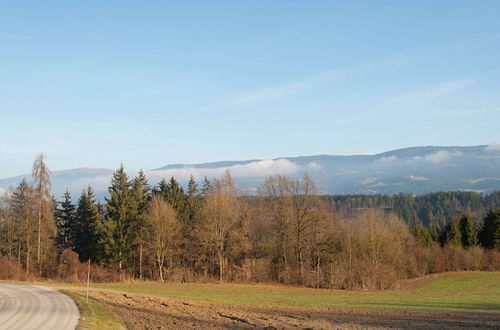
[62,272,500,313]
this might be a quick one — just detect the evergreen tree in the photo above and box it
[131,170,151,217]
[412,221,432,248]
[179,175,202,272]
[102,165,136,270]
[157,178,169,197]
[459,214,478,248]
[441,216,462,246]
[201,176,211,197]
[186,175,199,224]
[480,208,500,250]
[74,186,101,262]
[428,223,440,242]
[158,177,186,220]
[55,190,76,251]
[131,170,151,278]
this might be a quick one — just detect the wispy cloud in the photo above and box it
[200,63,370,112]
[388,78,476,104]
[425,107,500,119]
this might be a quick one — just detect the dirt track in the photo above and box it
[0,283,79,330]
[88,290,500,329]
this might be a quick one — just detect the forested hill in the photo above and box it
[1,145,500,198]
[325,190,500,227]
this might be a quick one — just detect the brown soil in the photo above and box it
[87,290,500,329]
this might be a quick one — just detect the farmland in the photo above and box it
[59,272,500,329]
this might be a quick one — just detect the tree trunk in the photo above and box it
[37,201,41,275]
[217,249,224,282]
[316,255,321,288]
[139,244,143,280]
[26,246,30,274]
[158,258,164,282]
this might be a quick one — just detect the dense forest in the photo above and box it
[0,155,499,289]
[326,191,500,228]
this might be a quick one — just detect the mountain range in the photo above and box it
[1,145,499,200]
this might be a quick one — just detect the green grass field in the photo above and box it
[62,291,126,330]
[68,272,500,313]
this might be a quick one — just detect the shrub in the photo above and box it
[0,257,32,281]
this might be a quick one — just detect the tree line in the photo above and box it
[326,191,500,228]
[0,155,499,289]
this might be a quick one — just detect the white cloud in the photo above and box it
[378,155,399,163]
[146,159,302,182]
[409,175,429,181]
[388,78,475,104]
[413,150,462,163]
[306,161,322,171]
[485,144,500,151]
[359,177,377,185]
[72,176,112,192]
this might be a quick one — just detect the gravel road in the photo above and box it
[0,283,79,330]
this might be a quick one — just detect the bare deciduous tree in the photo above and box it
[199,170,242,282]
[144,195,180,282]
[32,153,53,274]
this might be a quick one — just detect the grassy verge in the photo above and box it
[65,272,500,313]
[62,290,126,330]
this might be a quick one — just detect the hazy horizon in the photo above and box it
[0,143,497,179]
[1,1,499,177]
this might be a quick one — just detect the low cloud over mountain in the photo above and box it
[1,145,499,199]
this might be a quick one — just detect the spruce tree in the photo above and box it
[201,176,211,197]
[158,176,186,220]
[459,214,478,248]
[186,175,199,224]
[441,216,462,246]
[131,170,151,278]
[131,170,151,217]
[74,186,100,262]
[412,221,432,248]
[55,190,76,251]
[103,165,136,270]
[180,175,201,271]
[480,208,500,249]
[157,178,169,196]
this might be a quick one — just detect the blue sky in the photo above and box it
[1,0,499,177]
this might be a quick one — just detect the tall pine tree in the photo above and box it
[102,165,136,270]
[459,214,478,248]
[55,190,76,252]
[158,176,186,221]
[480,208,500,250]
[440,216,462,246]
[74,186,101,262]
[131,170,151,278]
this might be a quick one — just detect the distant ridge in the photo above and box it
[1,145,499,199]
